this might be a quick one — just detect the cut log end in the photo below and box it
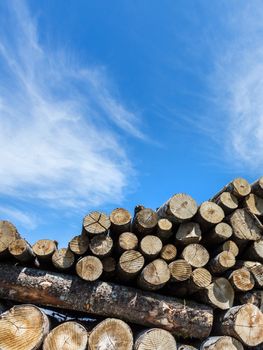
[89,235,113,258]
[244,193,263,216]
[169,259,192,282]
[83,211,111,236]
[203,277,234,310]
[191,268,212,288]
[32,239,57,260]
[138,259,170,290]
[43,321,88,350]
[134,328,177,350]
[228,268,255,292]
[76,256,103,281]
[176,222,202,245]
[118,232,138,252]
[160,244,177,262]
[110,208,131,234]
[118,250,144,279]
[0,220,20,256]
[197,202,225,230]
[181,244,209,268]
[69,235,89,255]
[8,239,35,262]
[0,304,49,350]
[52,248,75,270]
[133,208,158,235]
[88,318,133,350]
[208,251,236,274]
[215,192,239,214]
[140,235,163,259]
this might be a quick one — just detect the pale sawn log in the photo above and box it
[82,211,111,236]
[228,268,255,292]
[118,232,138,253]
[134,328,177,350]
[160,244,177,262]
[213,191,238,215]
[195,202,225,231]
[0,220,20,258]
[52,248,75,270]
[202,222,232,246]
[76,256,103,281]
[244,193,263,217]
[139,235,163,259]
[0,304,50,350]
[208,251,236,275]
[251,176,263,198]
[32,239,57,261]
[181,244,209,268]
[157,193,198,223]
[235,261,263,288]
[156,218,173,241]
[110,208,132,235]
[215,304,263,347]
[69,234,89,255]
[242,238,263,263]
[132,208,158,236]
[200,336,244,350]
[43,321,88,350]
[118,250,144,280]
[0,263,214,339]
[88,318,133,350]
[210,177,251,200]
[169,259,192,282]
[8,238,35,262]
[138,259,170,290]
[212,240,239,258]
[89,234,113,258]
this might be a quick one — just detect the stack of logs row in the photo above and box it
[0,177,262,349]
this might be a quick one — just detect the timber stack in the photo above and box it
[0,177,263,349]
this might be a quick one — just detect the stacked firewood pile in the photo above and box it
[0,177,262,349]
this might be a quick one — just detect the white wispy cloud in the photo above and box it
[0,0,142,214]
[0,206,37,230]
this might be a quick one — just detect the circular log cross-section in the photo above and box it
[157,193,198,223]
[208,251,236,275]
[160,244,177,263]
[118,232,138,253]
[52,248,75,270]
[69,235,89,256]
[138,259,170,290]
[134,328,177,350]
[199,277,234,310]
[156,218,173,241]
[76,256,103,281]
[200,336,244,350]
[230,177,251,197]
[43,321,88,350]
[89,235,113,258]
[8,239,35,262]
[140,235,163,259]
[213,240,239,258]
[175,222,202,245]
[228,268,255,292]
[0,220,20,258]
[133,208,158,236]
[214,192,239,214]
[169,259,192,282]
[244,193,263,217]
[190,268,212,290]
[196,202,225,231]
[118,250,145,280]
[0,304,49,350]
[88,318,133,350]
[32,239,57,261]
[204,222,232,245]
[83,211,111,236]
[217,304,263,347]
[181,244,209,268]
[110,208,132,234]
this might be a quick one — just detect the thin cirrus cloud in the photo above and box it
[0,0,143,213]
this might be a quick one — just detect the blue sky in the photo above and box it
[0,0,262,246]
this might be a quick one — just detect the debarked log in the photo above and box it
[0,263,213,339]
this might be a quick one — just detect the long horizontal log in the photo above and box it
[0,263,213,339]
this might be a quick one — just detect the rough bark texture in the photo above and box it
[139,235,162,259]
[235,261,263,288]
[110,208,132,235]
[76,256,103,281]
[156,218,173,241]
[0,220,20,258]
[69,235,89,256]
[0,304,50,350]
[251,177,263,198]
[82,211,111,236]
[101,256,116,278]
[200,336,244,350]
[133,208,158,236]
[216,304,263,346]
[88,318,133,350]
[242,238,263,263]
[157,193,198,223]
[181,244,209,268]
[213,192,239,215]
[52,248,75,270]
[89,235,113,258]
[160,244,177,262]
[8,239,35,263]
[175,222,202,245]
[134,328,177,350]
[0,263,213,339]
[195,202,225,231]
[213,240,239,258]
[43,321,88,350]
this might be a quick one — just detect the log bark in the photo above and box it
[212,240,239,258]
[138,259,170,290]
[202,223,232,245]
[169,259,192,282]
[208,251,235,274]
[244,193,263,217]
[181,244,209,268]
[8,238,35,262]
[228,268,255,292]
[197,277,234,310]
[52,248,75,270]
[132,208,158,236]
[175,222,202,245]
[89,234,113,258]
[200,336,244,350]
[156,218,173,241]
[213,192,238,214]
[118,232,138,253]
[242,238,263,263]
[32,239,57,261]
[69,234,89,255]
[43,321,88,350]
[102,256,116,279]
[227,208,263,247]
[160,244,177,262]
[88,318,133,350]
[0,304,50,350]
[251,176,263,198]
[238,290,263,311]
[235,261,263,288]
[195,202,225,231]
[82,211,111,236]
[76,256,103,281]
[157,193,198,223]
[0,220,20,258]
[139,235,162,259]
[110,208,132,235]
[118,250,144,280]
[215,304,263,347]
[0,263,213,339]
[134,328,177,350]
[210,178,251,200]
